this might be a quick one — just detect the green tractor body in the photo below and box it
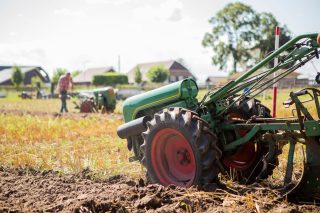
[117,33,320,198]
[77,87,116,113]
[122,79,198,122]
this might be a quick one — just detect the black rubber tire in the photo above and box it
[132,135,143,160]
[141,107,222,187]
[222,98,280,183]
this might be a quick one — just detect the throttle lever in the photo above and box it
[283,89,313,108]
[316,72,320,84]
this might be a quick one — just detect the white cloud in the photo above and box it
[85,0,131,6]
[54,8,87,17]
[0,47,48,67]
[9,32,17,37]
[133,0,184,22]
[168,8,182,22]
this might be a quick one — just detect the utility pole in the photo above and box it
[118,55,121,72]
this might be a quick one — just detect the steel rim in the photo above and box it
[151,128,196,187]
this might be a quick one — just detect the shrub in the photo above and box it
[93,73,128,85]
[11,65,24,88]
[147,65,169,83]
[134,66,142,84]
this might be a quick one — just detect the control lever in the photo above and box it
[283,89,313,108]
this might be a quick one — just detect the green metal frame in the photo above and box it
[119,33,320,196]
[221,88,320,151]
[202,33,319,116]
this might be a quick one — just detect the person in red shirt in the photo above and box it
[57,72,73,113]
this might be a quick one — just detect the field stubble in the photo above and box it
[0,89,320,212]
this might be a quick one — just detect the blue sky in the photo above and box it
[0,0,319,81]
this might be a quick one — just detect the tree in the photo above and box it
[147,65,169,83]
[202,2,292,74]
[202,2,259,74]
[254,12,292,67]
[11,65,24,88]
[52,68,68,84]
[71,70,81,78]
[134,66,142,84]
[31,75,43,87]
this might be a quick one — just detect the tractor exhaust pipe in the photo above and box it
[117,116,152,139]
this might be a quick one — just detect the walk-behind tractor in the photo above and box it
[74,87,116,113]
[117,33,320,198]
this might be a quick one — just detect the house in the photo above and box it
[0,66,50,86]
[229,70,309,88]
[73,66,115,85]
[205,76,229,88]
[127,60,196,83]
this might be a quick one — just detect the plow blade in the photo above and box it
[288,137,320,200]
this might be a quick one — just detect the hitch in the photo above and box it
[288,137,320,200]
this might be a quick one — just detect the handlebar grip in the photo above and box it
[293,89,308,96]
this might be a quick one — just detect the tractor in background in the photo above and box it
[74,87,116,113]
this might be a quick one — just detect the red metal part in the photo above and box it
[80,101,93,113]
[275,26,280,35]
[272,86,278,117]
[223,112,258,170]
[223,143,257,170]
[151,128,196,187]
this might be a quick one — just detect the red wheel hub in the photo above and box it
[151,128,196,187]
[223,113,258,170]
[80,101,92,113]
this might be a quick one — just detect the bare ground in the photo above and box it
[0,167,320,213]
[0,109,320,212]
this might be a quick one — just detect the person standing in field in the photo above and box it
[57,72,73,113]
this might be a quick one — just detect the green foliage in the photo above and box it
[134,66,142,84]
[52,68,68,84]
[147,65,169,83]
[71,70,81,78]
[255,12,292,66]
[31,75,44,87]
[11,65,24,88]
[202,2,291,74]
[92,73,128,85]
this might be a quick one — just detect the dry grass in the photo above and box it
[0,87,317,180]
[0,112,143,178]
